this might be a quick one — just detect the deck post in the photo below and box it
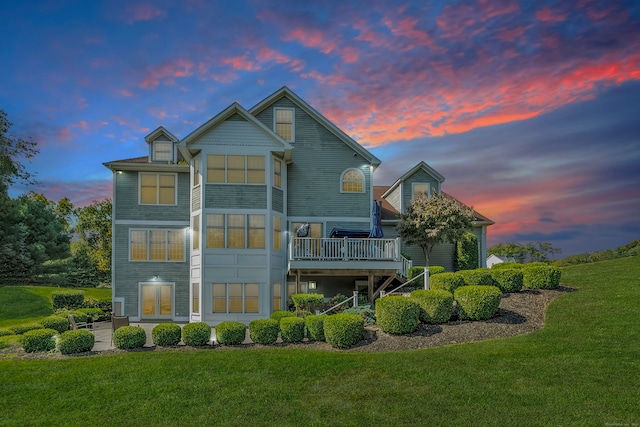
[353,290,359,307]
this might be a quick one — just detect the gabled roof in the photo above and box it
[249,86,381,168]
[144,126,179,144]
[374,185,494,226]
[381,161,445,199]
[178,102,293,162]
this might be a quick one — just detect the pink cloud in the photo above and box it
[139,58,195,89]
[125,3,167,24]
[221,53,260,71]
[535,7,568,22]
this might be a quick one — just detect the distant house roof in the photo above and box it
[374,185,494,225]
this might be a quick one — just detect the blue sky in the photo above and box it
[1,0,639,256]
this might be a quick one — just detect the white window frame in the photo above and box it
[138,172,178,206]
[412,182,431,199]
[129,229,186,262]
[340,168,365,193]
[152,140,174,162]
[274,108,295,142]
[212,282,260,314]
[205,213,266,249]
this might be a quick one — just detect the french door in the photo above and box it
[141,284,173,319]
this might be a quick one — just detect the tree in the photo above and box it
[74,199,112,284]
[488,241,561,263]
[455,231,479,271]
[0,109,38,192]
[397,193,475,289]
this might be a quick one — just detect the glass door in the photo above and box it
[141,284,173,319]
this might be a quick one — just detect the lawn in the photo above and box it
[1,258,639,426]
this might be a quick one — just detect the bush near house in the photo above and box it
[523,265,561,289]
[291,293,324,313]
[57,330,95,354]
[249,319,279,345]
[430,272,465,293]
[408,266,446,288]
[215,321,246,345]
[491,262,524,270]
[52,290,85,311]
[152,323,182,347]
[76,307,106,322]
[10,324,44,335]
[280,317,305,343]
[457,269,495,287]
[20,328,57,353]
[305,315,326,342]
[270,310,297,325]
[410,289,454,324]
[323,313,364,349]
[454,286,502,321]
[113,326,147,349]
[375,296,420,335]
[455,231,479,271]
[182,322,211,347]
[39,315,69,334]
[490,269,524,293]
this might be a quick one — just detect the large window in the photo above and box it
[341,169,365,193]
[212,283,259,313]
[140,173,176,205]
[152,140,173,162]
[274,108,294,141]
[207,155,265,184]
[206,214,266,249]
[130,229,185,261]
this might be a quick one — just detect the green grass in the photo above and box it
[1,258,639,426]
[0,286,111,328]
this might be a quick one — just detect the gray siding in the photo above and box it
[255,97,371,218]
[205,185,267,209]
[114,170,190,221]
[385,186,402,213]
[401,169,442,213]
[272,187,284,213]
[401,241,455,272]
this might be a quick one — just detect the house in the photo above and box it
[104,86,493,324]
[486,254,516,268]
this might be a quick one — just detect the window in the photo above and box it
[192,283,199,314]
[153,140,173,162]
[273,216,282,251]
[206,155,265,184]
[139,173,176,205]
[206,214,266,249]
[193,157,200,187]
[341,169,365,193]
[412,182,430,200]
[273,283,282,311]
[192,215,200,250]
[212,283,260,313]
[129,229,185,261]
[274,108,294,141]
[273,159,282,188]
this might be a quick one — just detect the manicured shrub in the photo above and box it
[523,265,561,289]
[40,315,70,334]
[296,309,313,319]
[76,307,105,321]
[410,289,454,324]
[280,316,305,343]
[52,290,85,311]
[81,297,112,315]
[457,269,495,286]
[491,262,524,270]
[57,330,95,354]
[491,269,524,293]
[343,304,377,325]
[0,329,12,337]
[455,231,479,271]
[408,266,446,288]
[10,324,44,335]
[454,286,503,321]
[249,319,279,345]
[375,296,420,335]
[430,272,465,293]
[68,311,89,323]
[270,310,297,324]
[324,313,364,349]
[215,321,246,345]
[305,315,326,341]
[182,322,211,346]
[152,323,182,346]
[113,325,147,349]
[291,293,324,313]
[20,328,57,353]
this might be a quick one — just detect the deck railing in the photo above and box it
[289,237,400,261]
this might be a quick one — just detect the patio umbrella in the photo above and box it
[369,200,384,238]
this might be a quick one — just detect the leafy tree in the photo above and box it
[397,193,475,289]
[488,241,561,263]
[74,199,112,283]
[0,109,38,192]
[455,231,479,271]
[488,242,527,263]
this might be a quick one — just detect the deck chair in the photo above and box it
[110,315,130,344]
[68,314,92,330]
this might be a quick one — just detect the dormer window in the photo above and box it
[153,140,173,162]
[412,182,430,199]
[274,108,294,142]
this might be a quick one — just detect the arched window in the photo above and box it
[341,168,365,193]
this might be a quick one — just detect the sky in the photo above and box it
[1,0,639,257]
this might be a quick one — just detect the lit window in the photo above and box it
[206,214,225,248]
[247,156,265,184]
[274,159,282,188]
[192,283,199,314]
[192,215,200,250]
[129,229,185,262]
[153,141,172,162]
[193,157,200,187]
[139,173,176,205]
[212,283,260,313]
[341,169,364,193]
[227,215,245,249]
[272,283,282,311]
[206,155,265,184]
[273,216,282,251]
[206,214,265,249]
[412,183,430,200]
[248,215,265,248]
[275,108,294,141]
[207,155,225,183]
[227,155,245,183]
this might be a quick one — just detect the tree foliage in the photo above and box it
[397,193,475,288]
[488,241,561,264]
[73,199,112,278]
[0,109,38,192]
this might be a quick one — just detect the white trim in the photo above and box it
[139,282,175,320]
[273,107,295,142]
[138,172,178,206]
[411,182,431,199]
